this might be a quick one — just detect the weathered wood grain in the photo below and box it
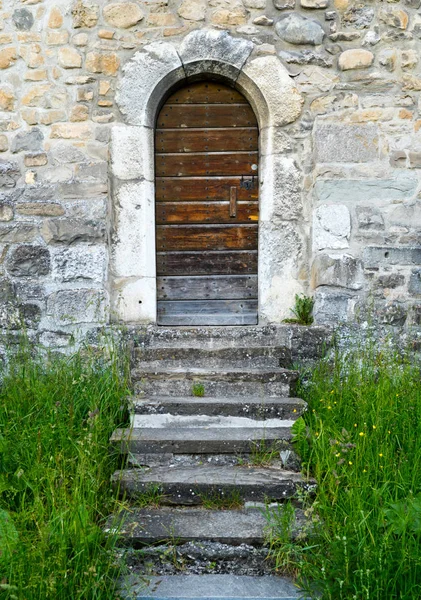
[157,275,258,300]
[157,299,258,326]
[165,82,247,105]
[155,128,258,153]
[156,225,258,251]
[156,201,258,224]
[156,177,258,202]
[155,152,258,177]
[156,251,258,276]
[156,104,257,129]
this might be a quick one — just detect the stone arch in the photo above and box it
[110,29,305,324]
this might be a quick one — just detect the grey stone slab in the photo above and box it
[111,426,293,455]
[108,508,270,545]
[315,174,418,203]
[133,346,292,370]
[131,368,298,394]
[112,465,314,504]
[179,30,253,80]
[275,13,325,45]
[363,247,421,267]
[132,414,295,430]
[132,397,307,420]
[120,574,304,599]
[314,123,378,163]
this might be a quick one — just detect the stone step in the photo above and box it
[111,426,293,455]
[112,465,315,505]
[132,368,298,398]
[107,506,302,546]
[127,450,302,472]
[131,325,330,366]
[133,396,306,420]
[133,346,292,370]
[131,414,296,430]
[119,574,307,599]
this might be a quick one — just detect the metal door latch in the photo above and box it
[240,175,256,190]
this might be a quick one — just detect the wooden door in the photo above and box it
[155,81,259,326]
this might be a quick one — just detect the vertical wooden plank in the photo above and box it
[229,186,237,218]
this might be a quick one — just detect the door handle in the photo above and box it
[230,186,237,218]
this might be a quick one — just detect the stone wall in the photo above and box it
[1,0,421,348]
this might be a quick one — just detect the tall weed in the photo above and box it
[268,339,421,599]
[0,336,130,599]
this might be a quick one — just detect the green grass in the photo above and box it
[192,382,205,397]
[0,336,130,599]
[250,438,282,466]
[266,338,421,599]
[134,483,165,509]
[283,294,314,326]
[200,488,243,510]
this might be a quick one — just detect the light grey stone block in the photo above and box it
[312,254,364,290]
[47,289,107,325]
[275,13,325,45]
[363,247,421,267]
[315,174,418,203]
[409,269,421,295]
[51,246,107,283]
[313,289,357,323]
[116,41,185,127]
[11,128,44,154]
[179,29,253,79]
[356,206,385,231]
[315,123,378,163]
[313,204,350,251]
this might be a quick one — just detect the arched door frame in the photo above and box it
[110,29,305,325]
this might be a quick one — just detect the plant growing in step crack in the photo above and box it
[200,488,243,510]
[283,294,314,326]
[134,483,166,508]
[250,438,283,466]
[192,382,205,397]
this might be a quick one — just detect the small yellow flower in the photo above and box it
[379,453,383,457]
[388,431,391,434]
[354,424,357,428]
[336,452,341,457]
[363,469,367,473]
[330,390,335,394]
[349,461,353,465]
[359,432,364,437]
[380,465,384,469]
[372,425,377,430]
[293,409,297,413]
[327,406,332,410]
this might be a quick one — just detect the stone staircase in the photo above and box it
[108,325,328,600]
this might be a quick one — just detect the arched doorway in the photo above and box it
[155,81,259,326]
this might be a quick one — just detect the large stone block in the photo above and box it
[312,253,364,290]
[313,204,350,251]
[315,173,418,203]
[259,155,302,221]
[6,245,50,277]
[0,224,39,243]
[237,55,303,127]
[11,128,44,154]
[275,13,325,45]
[409,269,421,295]
[112,181,155,278]
[0,159,20,188]
[116,41,184,127]
[12,8,34,30]
[112,276,156,323]
[314,123,378,163]
[179,29,253,79]
[363,247,421,267]
[258,221,306,322]
[51,246,106,283]
[313,289,358,324]
[41,218,105,244]
[111,126,154,181]
[103,3,144,28]
[356,205,384,231]
[47,289,107,325]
